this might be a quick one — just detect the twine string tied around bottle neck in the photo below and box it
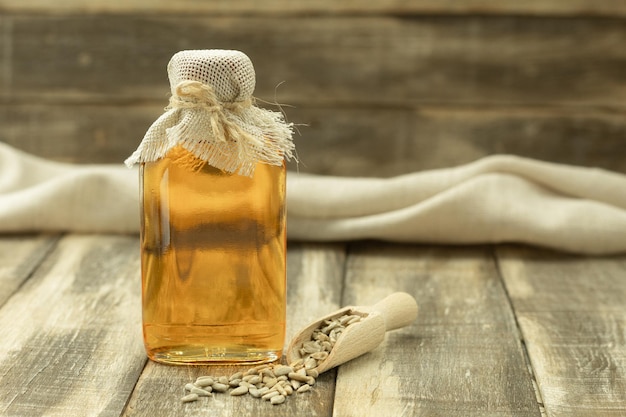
[166,80,258,146]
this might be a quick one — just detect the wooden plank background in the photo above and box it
[1,235,625,415]
[498,246,626,416]
[0,234,58,306]
[0,235,146,417]
[2,0,626,17]
[334,243,540,416]
[0,1,624,176]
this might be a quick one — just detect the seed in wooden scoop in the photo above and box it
[293,312,363,371]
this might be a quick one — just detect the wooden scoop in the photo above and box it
[285,292,418,374]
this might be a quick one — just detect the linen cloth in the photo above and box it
[1,141,625,255]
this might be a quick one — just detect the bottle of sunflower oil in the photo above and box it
[125,49,295,364]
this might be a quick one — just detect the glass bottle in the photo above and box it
[126,50,294,364]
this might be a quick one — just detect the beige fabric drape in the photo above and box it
[2,142,625,254]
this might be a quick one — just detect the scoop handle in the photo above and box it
[368,292,418,331]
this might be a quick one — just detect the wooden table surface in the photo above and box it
[1,233,625,417]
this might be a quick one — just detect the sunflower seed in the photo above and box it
[190,387,212,397]
[315,332,330,342]
[195,376,214,387]
[249,388,262,398]
[321,321,339,333]
[303,341,322,353]
[304,357,318,369]
[288,372,309,383]
[248,375,262,385]
[263,377,277,388]
[181,393,199,403]
[311,351,328,361]
[262,390,280,401]
[297,384,311,393]
[229,372,243,381]
[289,358,304,369]
[230,385,249,396]
[270,394,286,405]
[306,369,319,378]
[275,383,287,396]
[273,365,293,376]
[212,383,229,393]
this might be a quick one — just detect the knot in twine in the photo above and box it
[166,80,258,146]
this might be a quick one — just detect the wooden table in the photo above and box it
[1,233,625,416]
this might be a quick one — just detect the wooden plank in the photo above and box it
[497,246,626,416]
[0,103,162,164]
[3,104,626,175]
[333,243,541,416]
[408,107,626,173]
[290,105,626,175]
[122,242,346,417]
[1,0,625,17]
[0,234,146,417]
[4,15,626,108]
[0,104,416,175]
[0,16,10,95]
[287,107,415,178]
[0,234,59,306]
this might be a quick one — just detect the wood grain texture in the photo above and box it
[497,246,626,417]
[1,0,625,17]
[0,104,162,164]
[0,16,10,95]
[2,15,625,108]
[122,242,346,417]
[407,107,626,173]
[0,234,146,417]
[333,243,541,416]
[3,104,625,175]
[0,234,59,306]
[1,12,624,177]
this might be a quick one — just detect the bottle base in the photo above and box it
[146,345,282,365]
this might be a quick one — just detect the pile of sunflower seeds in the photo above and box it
[181,312,362,406]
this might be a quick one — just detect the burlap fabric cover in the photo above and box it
[124,50,295,176]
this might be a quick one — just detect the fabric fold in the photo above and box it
[1,141,626,255]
